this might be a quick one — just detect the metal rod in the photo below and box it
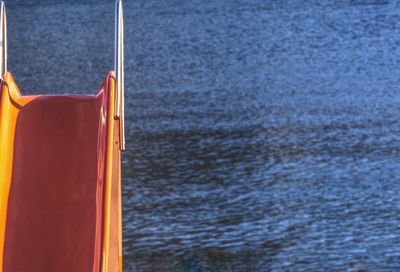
[115,0,125,150]
[120,2,125,151]
[0,1,7,79]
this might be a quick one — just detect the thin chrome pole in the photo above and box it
[115,0,125,150]
[0,1,7,79]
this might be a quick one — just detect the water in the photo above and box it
[7,0,400,271]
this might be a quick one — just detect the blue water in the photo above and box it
[8,0,400,271]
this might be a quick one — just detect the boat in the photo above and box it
[0,1,125,271]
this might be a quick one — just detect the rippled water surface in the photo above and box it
[8,0,400,271]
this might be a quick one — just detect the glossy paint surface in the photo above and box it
[0,73,122,272]
[1,73,107,272]
[0,73,37,271]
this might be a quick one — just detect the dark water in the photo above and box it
[8,0,400,271]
